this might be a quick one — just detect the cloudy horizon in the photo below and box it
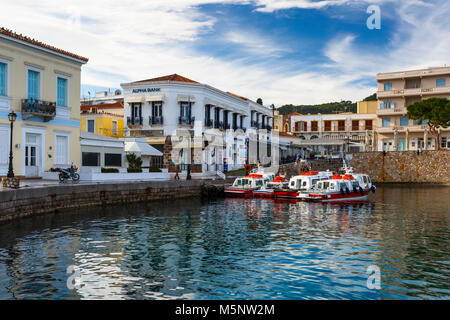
[1,0,449,106]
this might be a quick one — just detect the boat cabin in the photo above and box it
[232,174,269,189]
[288,171,333,191]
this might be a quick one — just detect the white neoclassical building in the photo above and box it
[120,74,274,176]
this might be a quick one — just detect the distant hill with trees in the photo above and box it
[277,93,376,115]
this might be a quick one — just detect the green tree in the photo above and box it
[407,97,450,150]
[126,153,143,170]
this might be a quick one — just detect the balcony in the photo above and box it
[21,99,56,122]
[251,120,259,128]
[377,86,450,98]
[179,116,195,126]
[205,119,213,127]
[127,117,143,126]
[376,107,407,116]
[149,116,163,125]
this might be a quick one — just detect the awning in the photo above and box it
[125,95,145,103]
[177,95,195,103]
[125,141,163,156]
[146,94,165,102]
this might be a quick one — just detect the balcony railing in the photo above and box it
[21,99,56,122]
[251,120,259,128]
[376,107,406,115]
[179,116,195,126]
[149,116,164,125]
[205,119,213,127]
[127,117,143,126]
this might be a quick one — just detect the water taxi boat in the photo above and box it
[253,176,288,198]
[225,173,272,197]
[297,166,376,202]
[274,171,333,199]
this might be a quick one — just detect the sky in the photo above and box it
[1,0,449,106]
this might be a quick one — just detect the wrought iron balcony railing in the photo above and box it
[21,99,56,122]
[179,116,195,126]
[127,116,143,126]
[205,119,213,127]
[149,116,164,125]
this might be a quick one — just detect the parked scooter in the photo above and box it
[58,163,80,183]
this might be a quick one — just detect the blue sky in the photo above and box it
[1,0,449,105]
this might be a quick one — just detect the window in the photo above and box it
[87,120,95,133]
[382,118,391,127]
[55,135,68,165]
[311,121,318,131]
[0,62,6,96]
[105,153,122,167]
[365,120,373,130]
[436,78,446,87]
[27,70,40,100]
[152,101,162,117]
[324,120,331,131]
[352,120,359,131]
[382,101,395,109]
[441,137,447,149]
[82,152,100,166]
[57,77,68,106]
[112,121,118,136]
[400,117,409,126]
[384,83,392,91]
[180,102,192,120]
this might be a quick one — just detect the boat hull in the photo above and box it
[298,190,371,202]
[224,188,257,197]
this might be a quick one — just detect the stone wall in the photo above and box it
[349,151,450,183]
[0,179,231,224]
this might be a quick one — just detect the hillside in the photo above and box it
[277,93,376,115]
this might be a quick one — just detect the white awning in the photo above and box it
[146,94,165,102]
[125,95,145,103]
[177,95,195,103]
[125,141,163,156]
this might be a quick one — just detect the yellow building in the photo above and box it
[0,28,88,178]
[357,100,377,114]
[80,102,125,138]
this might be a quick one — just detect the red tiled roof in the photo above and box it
[0,27,88,63]
[80,101,124,112]
[226,92,249,101]
[132,74,199,84]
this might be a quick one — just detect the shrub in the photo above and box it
[101,168,119,173]
[149,167,162,173]
[126,153,143,171]
[127,168,143,173]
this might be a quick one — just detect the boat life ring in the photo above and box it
[244,165,252,173]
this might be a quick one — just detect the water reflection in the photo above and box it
[0,186,449,300]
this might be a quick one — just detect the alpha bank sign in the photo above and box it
[132,88,161,93]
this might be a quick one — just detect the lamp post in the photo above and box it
[7,112,17,178]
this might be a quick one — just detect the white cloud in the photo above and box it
[0,0,448,106]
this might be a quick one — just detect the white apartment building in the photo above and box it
[120,74,274,175]
[376,66,450,151]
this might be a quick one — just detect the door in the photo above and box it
[25,133,41,177]
[55,135,68,166]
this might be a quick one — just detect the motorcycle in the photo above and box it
[58,164,80,183]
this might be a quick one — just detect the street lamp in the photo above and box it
[7,111,17,178]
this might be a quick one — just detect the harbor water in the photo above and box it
[0,185,448,300]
